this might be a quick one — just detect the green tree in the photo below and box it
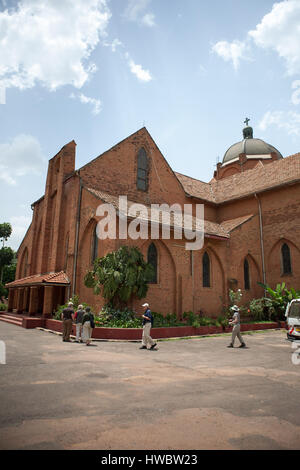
[0,223,12,247]
[84,246,154,309]
[0,247,14,284]
[2,261,17,285]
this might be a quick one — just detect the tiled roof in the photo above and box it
[176,153,300,204]
[85,187,229,239]
[6,271,70,288]
[174,172,216,203]
[220,214,255,232]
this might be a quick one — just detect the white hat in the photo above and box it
[231,305,239,311]
[142,303,149,307]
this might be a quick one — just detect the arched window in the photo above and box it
[282,243,292,274]
[202,252,210,287]
[244,258,250,290]
[91,225,98,264]
[137,148,148,191]
[147,243,158,283]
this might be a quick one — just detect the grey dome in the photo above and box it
[222,126,283,165]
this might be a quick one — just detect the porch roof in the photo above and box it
[6,271,70,288]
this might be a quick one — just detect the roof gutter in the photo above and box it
[72,173,83,297]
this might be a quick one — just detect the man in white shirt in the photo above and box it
[227,305,246,348]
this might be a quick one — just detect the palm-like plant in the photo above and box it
[84,246,154,309]
[258,282,300,320]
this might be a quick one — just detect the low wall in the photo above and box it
[22,317,45,329]
[42,319,286,340]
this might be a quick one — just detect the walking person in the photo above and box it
[82,306,95,346]
[61,302,74,342]
[140,302,157,350]
[74,304,85,343]
[227,305,246,348]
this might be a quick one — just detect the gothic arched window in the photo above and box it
[91,225,98,264]
[137,148,148,191]
[147,243,158,283]
[244,258,250,290]
[282,243,292,274]
[202,252,210,288]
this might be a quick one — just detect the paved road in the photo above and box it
[0,322,299,450]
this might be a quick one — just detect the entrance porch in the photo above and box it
[5,271,70,318]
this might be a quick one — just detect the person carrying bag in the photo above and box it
[82,306,94,346]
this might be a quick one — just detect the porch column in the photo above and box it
[28,286,39,315]
[7,288,15,312]
[22,287,29,312]
[16,288,24,313]
[43,285,54,318]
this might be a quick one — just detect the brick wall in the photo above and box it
[13,129,300,318]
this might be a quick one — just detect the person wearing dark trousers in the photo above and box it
[140,302,157,350]
[61,302,74,342]
[74,304,85,343]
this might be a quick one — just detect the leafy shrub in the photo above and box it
[183,311,197,326]
[258,282,300,321]
[249,298,272,322]
[0,303,7,311]
[0,283,7,299]
[217,316,229,329]
[229,288,243,306]
[95,305,141,328]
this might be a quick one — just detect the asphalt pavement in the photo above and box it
[0,322,299,450]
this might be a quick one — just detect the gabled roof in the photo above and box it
[176,152,300,204]
[6,271,70,288]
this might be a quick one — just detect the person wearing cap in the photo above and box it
[61,302,74,342]
[227,305,246,348]
[140,303,157,350]
[74,304,85,343]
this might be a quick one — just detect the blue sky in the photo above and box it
[1,0,300,250]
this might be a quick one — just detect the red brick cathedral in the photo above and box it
[7,123,300,317]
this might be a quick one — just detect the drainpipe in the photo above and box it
[72,175,83,297]
[191,250,195,313]
[255,193,266,293]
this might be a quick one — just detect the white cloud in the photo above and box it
[127,56,152,82]
[249,0,300,76]
[70,92,102,115]
[211,40,249,70]
[0,0,111,92]
[141,12,155,27]
[7,214,32,250]
[104,38,123,52]
[291,80,300,105]
[123,0,155,26]
[259,110,300,136]
[0,134,46,185]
